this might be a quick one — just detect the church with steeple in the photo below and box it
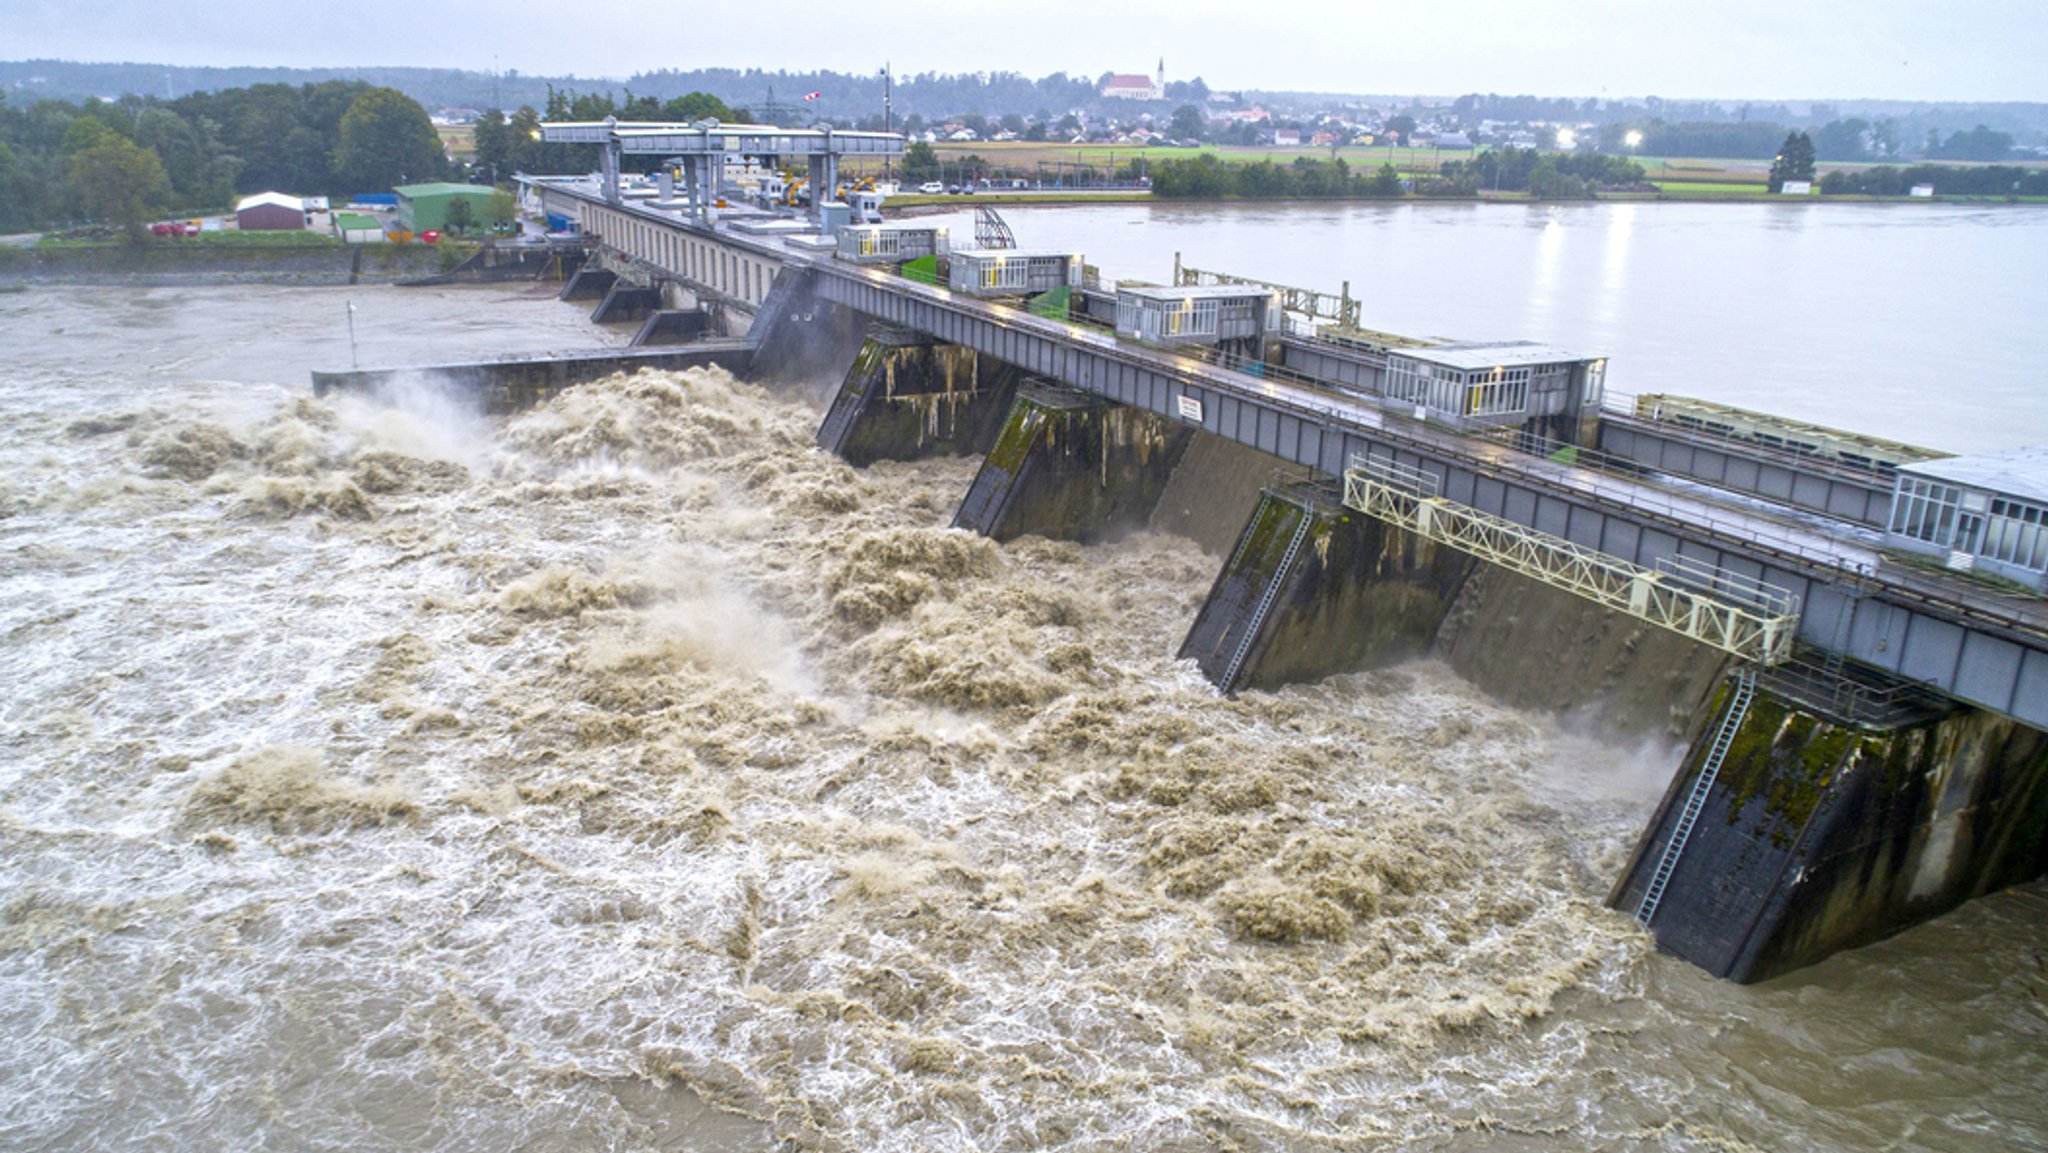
[1100,59,1166,101]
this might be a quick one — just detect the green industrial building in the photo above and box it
[393,183,506,233]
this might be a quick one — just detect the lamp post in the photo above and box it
[878,63,894,182]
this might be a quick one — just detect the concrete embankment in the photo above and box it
[312,342,754,413]
[0,242,462,287]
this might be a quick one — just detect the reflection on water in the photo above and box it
[0,285,2041,1152]
[916,200,2048,453]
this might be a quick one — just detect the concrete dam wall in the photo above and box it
[683,283,2048,984]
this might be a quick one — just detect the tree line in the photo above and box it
[1147,148,1644,201]
[1147,154,1406,199]
[0,81,448,234]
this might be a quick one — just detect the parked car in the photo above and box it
[918,181,944,194]
[419,230,441,244]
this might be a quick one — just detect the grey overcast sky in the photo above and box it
[12,0,2047,101]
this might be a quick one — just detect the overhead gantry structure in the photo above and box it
[537,118,905,228]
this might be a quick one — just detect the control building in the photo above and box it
[1114,284,1281,361]
[946,249,1084,298]
[1382,341,1607,442]
[1884,447,2048,591]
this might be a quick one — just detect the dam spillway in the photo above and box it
[316,142,2048,983]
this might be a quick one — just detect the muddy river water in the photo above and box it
[0,277,2042,1151]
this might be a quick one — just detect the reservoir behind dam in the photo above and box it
[912,199,2048,455]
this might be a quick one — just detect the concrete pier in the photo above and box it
[1180,485,1477,692]
[952,382,1193,544]
[1613,674,2048,982]
[629,309,712,347]
[815,330,1021,465]
[558,264,617,303]
[311,342,753,413]
[743,271,868,387]
[590,282,663,325]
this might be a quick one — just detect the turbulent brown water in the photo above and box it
[2,284,2044,1151]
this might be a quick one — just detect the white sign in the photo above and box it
[1176,394,1204,422]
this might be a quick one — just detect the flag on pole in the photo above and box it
[802,91,822,102]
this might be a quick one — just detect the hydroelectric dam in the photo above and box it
[316,119,2048,984]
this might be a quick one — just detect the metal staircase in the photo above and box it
[973,205,1016,249]
[1635,666,1758,928]
[1218,507,1313,693]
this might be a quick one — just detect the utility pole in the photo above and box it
[881,63,894,181]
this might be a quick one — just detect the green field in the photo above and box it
[867,141,1459,181]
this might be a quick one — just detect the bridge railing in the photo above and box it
[826,259,1889,580]
[1757,652,1949,728]
[1344,454,1801,664]
[1600,387,1924,490]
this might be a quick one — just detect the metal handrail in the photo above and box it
[1601,388,1939,487]
[1756,653,1948,728]
[1342,465,1801,664]
[809,259,2048,646]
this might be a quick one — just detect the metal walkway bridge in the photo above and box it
[523,176,2048,729]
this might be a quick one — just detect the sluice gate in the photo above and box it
[445,161,2048,981]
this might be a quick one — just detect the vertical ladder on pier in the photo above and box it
[1218,510,1313,694]
[1635,666,1758,928]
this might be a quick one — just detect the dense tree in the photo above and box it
[333,87,445,191]
[1168,104,1206,142]
[1767,131,1816,192]
[1383,114,1416,143]
[1632,119,1789,160]
[69,135,169,239]
[661,91,736,123]
[900,140,939,182]
[1929,124,2013,162]
[1528,156,1594,199]
[472,108,510,180]
[1439,147,1642,195]
[1819,163,2048,197]
[1811,118,1870,162]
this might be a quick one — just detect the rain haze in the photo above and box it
[7,0,2048,1147]
[11,0,2048,100]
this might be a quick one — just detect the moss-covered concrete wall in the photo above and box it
[1180,487,1477,691]
[952,383,1191,544]
[1613,680,2048,982]
[816,334,1021,466]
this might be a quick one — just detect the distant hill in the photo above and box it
[0,59,598,112]
[4,58,2045,145]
